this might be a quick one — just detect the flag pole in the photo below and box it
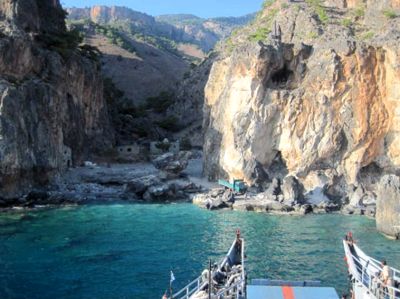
[170,270,174,299]
[208,259,212,299]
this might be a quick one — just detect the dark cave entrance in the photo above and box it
[270,64,293,87]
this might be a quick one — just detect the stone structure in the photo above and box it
[116,144,140,160]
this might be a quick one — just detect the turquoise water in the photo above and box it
[1,204,400,299]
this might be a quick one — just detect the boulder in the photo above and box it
[26,190,50,204]
[265,201,286,212]
[206,198,230,210]
[210,188,225,198]
[143,184,171,201]
[125,175,161,196]
[281,176,304,205]
[376,175,400,238]
[263,178,281,200]
[348,185,365,207]
[362,191,377,206]
[152,151,191,174]
[297,204,313,215]
[222,189,235,203]
[152,153,175,169]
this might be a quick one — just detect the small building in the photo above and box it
[116,144,140,160]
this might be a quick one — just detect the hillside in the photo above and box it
[67,6,255,53]
[65,6,254,110]
[69,21,188,106]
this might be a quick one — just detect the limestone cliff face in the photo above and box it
[203,0,400,195]
[376,175,400,237]
[88,6,155,26]
[168,56,216,147]
[0,0,114,199]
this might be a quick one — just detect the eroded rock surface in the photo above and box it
[0,0,114,199]
[376,175,400,238]
[202,0,400,229]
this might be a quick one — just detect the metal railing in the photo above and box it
[345,243,400,299]
[169,237,245,299]
[170,275,206,299]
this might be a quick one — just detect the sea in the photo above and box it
[1,203,400,299]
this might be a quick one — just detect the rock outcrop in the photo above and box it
[376,175,400,238]
[168,55,216,147]
[152,151,191,175]
[203,0,400,216]
[0,0,114,199]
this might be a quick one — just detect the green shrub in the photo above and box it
[354,6,365,18]
[382,9,398,19]
[249,27,270,42]
[360,31,374,40]
[94,24,136,53]
[341,18,352,27]
[36,29,84,59]
[225,38,235,54]
[249,7,279,42]
[120,104,148,118]
[307,31,318,39]
[79,44,101,62]
[263,0,276,9]
[316,7,329,24]
[281,3,289,9]
[156,116,181,132]
[305,0,329,24]
[146,91,174,113]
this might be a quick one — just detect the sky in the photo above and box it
[60,0,265,18]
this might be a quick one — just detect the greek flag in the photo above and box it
[170,271,175,284]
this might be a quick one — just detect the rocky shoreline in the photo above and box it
[193,175,378,217]
[0,151,206,211]
[0,151,380,220]
[0,148,394,234]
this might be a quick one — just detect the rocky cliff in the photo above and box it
[203,0,400,216]
[0,0,114,200]
[376,175,400,238]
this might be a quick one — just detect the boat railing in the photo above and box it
[169,237,245,299]
[213,237,246,299]
[346,244,400,299]
[214,277,245,299]
[170,275,205,299]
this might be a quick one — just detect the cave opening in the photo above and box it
[267,151,288,179]
[269,64,294,89]
[358,161,383,187]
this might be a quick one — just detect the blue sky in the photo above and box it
[60,0,264,18]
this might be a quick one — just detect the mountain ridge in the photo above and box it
[66,5,255,52]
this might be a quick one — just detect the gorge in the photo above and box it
[0,0,400,237]
[3,0,400,298]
